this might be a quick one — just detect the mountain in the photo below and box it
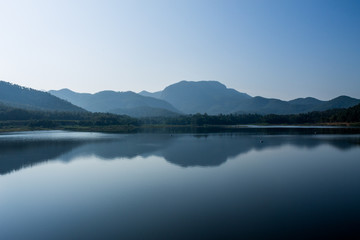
[140,80,360,115]
[233,96,360,115]
[313,96,360,111]
[288,97,323,106]
[234,97,296,115]
[140,81,252,114]
[2,79,358,120]
[0,81,84,112]
[49,89,180,117]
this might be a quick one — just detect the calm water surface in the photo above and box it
[0,130,360,239]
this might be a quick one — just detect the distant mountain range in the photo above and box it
[231,95,360,115]
[0,80,359,117]
[138,80,360,115]
[49,88,180,117]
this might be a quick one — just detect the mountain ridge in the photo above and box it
[49,88,180,117]
[1,79,358,117]
[139,81,360,115]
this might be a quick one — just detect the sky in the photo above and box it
[0,0,359,100]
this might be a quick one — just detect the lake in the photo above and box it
[1,129,360,239]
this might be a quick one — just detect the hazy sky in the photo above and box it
[0,0,359,100]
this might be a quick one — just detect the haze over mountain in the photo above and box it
[49,88,180,117]
[0,81,84,112]
[139,80,360,115]
[1,79,357,117]
[232,95,360,115]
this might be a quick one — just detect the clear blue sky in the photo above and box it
[0,0,359,100]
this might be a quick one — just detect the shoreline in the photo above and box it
[1,123,360,134]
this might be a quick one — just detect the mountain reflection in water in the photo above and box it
[1,130,360,240]
[0,130,359,175]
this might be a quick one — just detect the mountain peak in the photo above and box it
[331,95,356,101]
[166,80,227,90]
[55,88,76,93]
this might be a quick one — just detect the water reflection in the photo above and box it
[1,130,360,240]
[0,130,359,175]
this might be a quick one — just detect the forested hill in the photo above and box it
[0,81,84,112]
[0,102,139,130]
[329,103,360,123]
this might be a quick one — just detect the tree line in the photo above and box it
[0,102,359,130]
[0,103,139,129]
[140,103,360,126]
